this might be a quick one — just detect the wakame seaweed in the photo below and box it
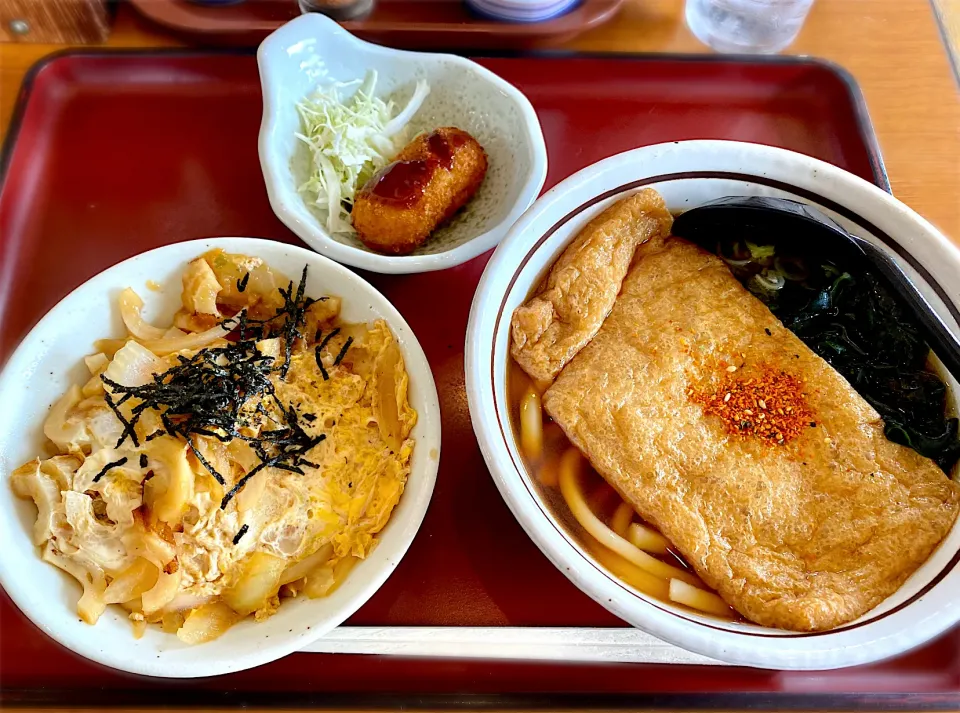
[736,254,960,473]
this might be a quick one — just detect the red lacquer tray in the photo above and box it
[4,50,958,709]
[128,0,625,49]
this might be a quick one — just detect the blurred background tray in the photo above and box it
[2,50,952,710]
[127,0,625,48]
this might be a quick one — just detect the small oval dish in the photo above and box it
[257,13,548,274]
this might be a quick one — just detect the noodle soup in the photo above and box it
[507,358,738,621]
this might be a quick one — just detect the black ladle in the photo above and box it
[671,195,960,380]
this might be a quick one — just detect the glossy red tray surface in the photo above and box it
[3,51,955,708]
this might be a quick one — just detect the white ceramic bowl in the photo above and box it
[465,140,960,670]
[0,238,441,678]
[257,14,548,274]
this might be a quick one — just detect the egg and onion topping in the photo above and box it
[10,250,416,643]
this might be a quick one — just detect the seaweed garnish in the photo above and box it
[223,266,315,380]
[314,346,329,381]
[317,328,340,353]
[275,266,312,380]
[93,457,129,483]
[334,337,353,366]
[314,328,341,381]
[104,392,139,448]
[220,433,325,509]
[101,264,330,505]
[232,523,249,545]
[237,272,250,293]
[186,438,227,486]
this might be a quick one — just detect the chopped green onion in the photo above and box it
[745,240,776,259]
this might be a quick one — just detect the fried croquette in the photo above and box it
[351,127,487,255]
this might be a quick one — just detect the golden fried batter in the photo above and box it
[351,127,487,255]
[538,231,960,631]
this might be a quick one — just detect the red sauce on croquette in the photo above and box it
[370,160,433,205]
[369,130,470,206]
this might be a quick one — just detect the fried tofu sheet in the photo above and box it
[511,189,673,383]
[521,207,959,631]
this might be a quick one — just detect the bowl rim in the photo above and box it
[465,139,960,670]
[256,13,549,275]
[0,237,441,677]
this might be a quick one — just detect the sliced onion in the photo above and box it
[236,471,267,513]
[164,592,214,613]
[43,385,85,452]
[720,255,752,268]
[119,288,168,340]
[103,558,159,604]
[142,568,182,614]
[754,270,786,291]
[279,543,334,586]
[716,240,751,267]
[138,313,243,356]
[103,340,166,388]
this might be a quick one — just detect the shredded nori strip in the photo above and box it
[314,346,329,381]
[277,266,311,380]
[187,438,226,485]
[220,434,325,509]
[333,337,353,366]
[101,264,334,508]
[232,524,249,545]
[302,413,317,422]
[139,454,148,469]
[316,328,340,353]
[237,272,250,293]
[104,392,139,448]
[312,328,342,381]
[93,457,129,483]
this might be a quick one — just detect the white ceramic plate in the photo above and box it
[0,238,441,678]
[258,14,548,274]
[465,140,960,670]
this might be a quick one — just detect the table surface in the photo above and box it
[1,0,959,710]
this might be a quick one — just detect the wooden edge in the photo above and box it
[932,0,960,82]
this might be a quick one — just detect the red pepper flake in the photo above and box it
[691,367,813,445]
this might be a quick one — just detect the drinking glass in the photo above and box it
[685,0,815,54]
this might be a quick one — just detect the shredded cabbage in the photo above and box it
[294,71,430,235]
